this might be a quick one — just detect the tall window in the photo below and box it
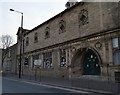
[59,20,66,33]
[24,57,29,65]
[113,49,120,65]
[34,33,38,43]
[112,37,120,48]
[33,54,39,68]
[26,37,29,46]
[59,49,66,67]
[45,27,50,39]
[43,52,53,69]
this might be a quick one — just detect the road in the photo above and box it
[2,77,110,95]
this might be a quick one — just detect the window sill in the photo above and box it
[58,67,68,70]
[42,67,54,70]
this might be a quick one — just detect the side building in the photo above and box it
[0,49,2,73]
[3,44,17,74]
[16,2,120,82]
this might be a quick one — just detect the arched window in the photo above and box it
[79,9,89,26]
[26,37,29,46]
[113,50,120,65]
[59,20,66,33]
[45,27,50,39]
[34,33,38,43]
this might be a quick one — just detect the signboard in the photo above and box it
[34,59,42,66]
[112,37,119,48]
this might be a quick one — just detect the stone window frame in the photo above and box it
[59,20,66,34]
[26,37,29,46]
[43,51,53,69]
[79,9,89,27]
[45,27,50,39]
[59,49,67,67]
[34,32,38,43]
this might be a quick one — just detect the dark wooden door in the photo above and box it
[83,49,101,75]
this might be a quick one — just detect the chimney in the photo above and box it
[65,0,78,9]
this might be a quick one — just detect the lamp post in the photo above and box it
[10,9,23,78]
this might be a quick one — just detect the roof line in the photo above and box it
[25,2,83,35]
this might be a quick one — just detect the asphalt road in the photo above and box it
[2,77,112,95]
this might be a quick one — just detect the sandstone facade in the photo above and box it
[16,2,120,81]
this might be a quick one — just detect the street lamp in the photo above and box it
[10,8,23,78]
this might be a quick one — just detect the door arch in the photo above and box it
[82,49,101,75]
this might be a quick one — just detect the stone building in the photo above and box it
[2,44,17,74]
[17,1,120,82]
[0,49,2,73]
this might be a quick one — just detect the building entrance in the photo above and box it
[82,49,101,75]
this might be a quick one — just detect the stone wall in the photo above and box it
[16,2,120,81]
[22,2,119,54]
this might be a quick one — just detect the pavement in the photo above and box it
[2,73,119,95]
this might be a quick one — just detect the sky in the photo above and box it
[0,0,81,48]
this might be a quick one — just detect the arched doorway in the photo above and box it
[82,49,101,75]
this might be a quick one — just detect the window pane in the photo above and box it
[112,38,119,48]
[114,50,120,65]
[60,49,66,67]
[43,52,53,69]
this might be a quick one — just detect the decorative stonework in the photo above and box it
[45,27,50,39]
[95,41,102,49]
[59,20,66,33]
[71,47,76,53]
[79,9,89,26]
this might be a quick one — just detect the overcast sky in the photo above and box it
[0,0,80,47]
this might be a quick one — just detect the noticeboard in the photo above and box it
[34,59,42,66]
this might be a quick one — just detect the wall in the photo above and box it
[22,2,119,54]
[3,44,17,74]
[0,49,2,72]
[16,2,120,81]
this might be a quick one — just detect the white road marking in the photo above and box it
[3,77,91,93]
